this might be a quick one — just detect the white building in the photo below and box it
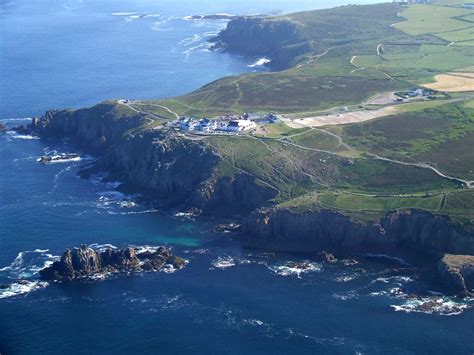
[226,119,257,132]
[198,118,218,132]
[179,118,198,131]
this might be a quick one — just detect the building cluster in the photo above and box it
[173,113,279,134]
[394,88,437,102]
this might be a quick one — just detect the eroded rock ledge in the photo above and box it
[438,254,474,297]
[40,245,186,281]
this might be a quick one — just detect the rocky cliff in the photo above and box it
[35,102,147,154]
[33,105,277,215]
[40,245,185,281]
[211,17,311,69]
[243,208,474,256]
[438,254,474,296]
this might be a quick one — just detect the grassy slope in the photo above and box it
[97,3,473,224]
[153,3,411,116]
[274,101,473,223]
[149,3,473,116]
[331,103,474,179]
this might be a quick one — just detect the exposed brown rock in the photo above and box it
[40,245,186,281]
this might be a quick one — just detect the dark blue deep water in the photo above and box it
[1,1,474,354]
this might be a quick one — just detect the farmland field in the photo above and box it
[394,4,473,42]
[424,72,474,91]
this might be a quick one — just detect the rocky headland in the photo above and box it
[40,245,186,281]
[18,6,474,296]
[210,16,311,69]
[23,108,474,295]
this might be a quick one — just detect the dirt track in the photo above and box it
[283,106,398,128]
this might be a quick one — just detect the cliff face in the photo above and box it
[101,129,219,207]
[102,131,278,213]
[35,107,277,214]
[211,17,311,69]
[36,103,147,154]
[243,208,474,256]
[438,255,474,296]
[34,106,474,261]
[191,174,278,216]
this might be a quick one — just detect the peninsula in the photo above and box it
[22,2,474,291]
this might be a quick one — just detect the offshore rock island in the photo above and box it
[24,3,474,293]
[40,245,186,281]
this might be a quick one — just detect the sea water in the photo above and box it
[1,0,474,354]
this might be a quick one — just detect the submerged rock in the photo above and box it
[214,223,241,233]
[315,251,337,263]
[438,254,474,297]
[12,124,35,136]
[0,123,6,132]
[40,245,186,281]
[38,154,80,164]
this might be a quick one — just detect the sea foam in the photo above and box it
[391,297,471,316]
[0,280,48,299]
[268,261,322,278]
[248,58,271,68]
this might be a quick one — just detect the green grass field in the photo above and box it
[143,3,473,118]
[331,103,474,180]
[394,5,472,38]
[95,2,474,224]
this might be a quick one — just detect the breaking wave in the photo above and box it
[0,249,59,299]
[0,117,32,123]
[0,249,59,278]
[391,297,471,316]
[0,280,49,299]
[112,12,162,22]
[267,261,322,278]
[6,131,39,140]
[248,57,271,68]
[211,256,236,270]
[182,42,213,58]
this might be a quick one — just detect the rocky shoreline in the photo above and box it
[12,108,474,296]
[40,245,186,281]
[438,254,474,297]
[210,16,310,70]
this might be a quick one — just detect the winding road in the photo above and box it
[117,99,180,120]
[116,99,474,189]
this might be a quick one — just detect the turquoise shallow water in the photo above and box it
[1,1,474,354]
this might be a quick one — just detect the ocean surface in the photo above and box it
[1,0,474,354]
